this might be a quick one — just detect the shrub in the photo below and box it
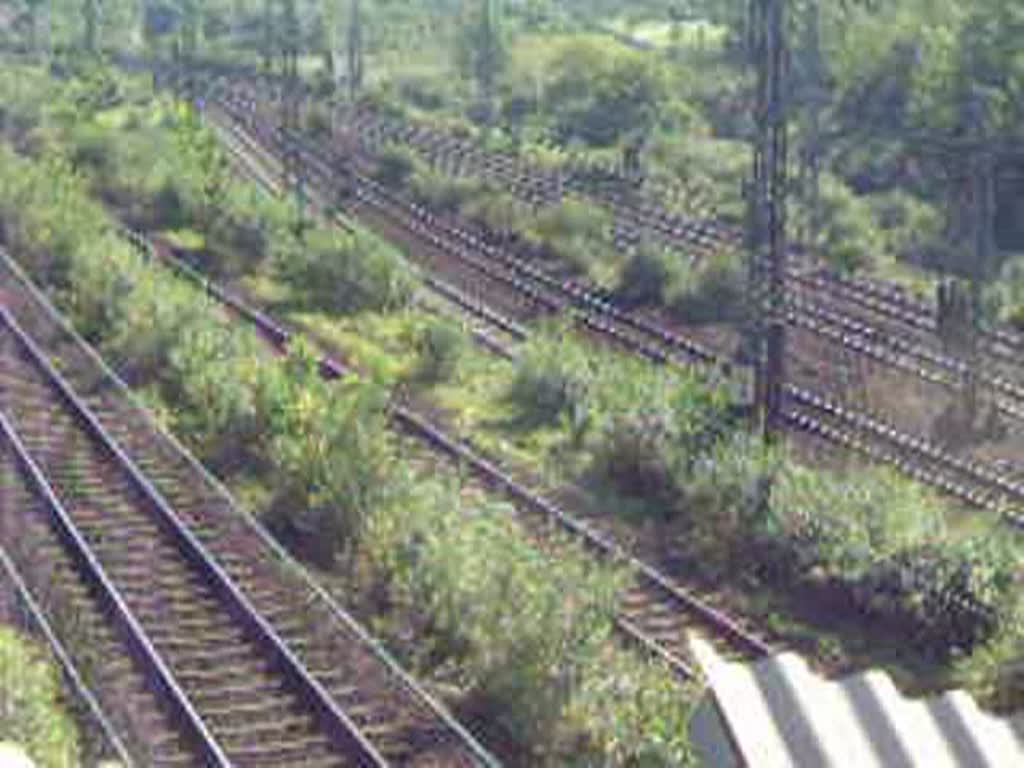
[410,168,483,214]
[0,628,80,766]
[373,144,419,189]
[166,322,266,470]
[103,266,206,385]
[525,199,612,275]
[368,479,624,751]
[858,536,1018,656]
[568,650,700,766]
[505,327,593,428]
[616,242,690,306]
[396,74,450,111]
[671,250,746,324]
[258,344,396,559]
[274,226,417,315]
[460,190,531,236]
[414,318,466,383]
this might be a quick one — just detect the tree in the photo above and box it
[82,0,100,54]
[456,0,506,124]
[347,0,363,100]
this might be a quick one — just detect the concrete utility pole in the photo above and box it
[746,0,789,443]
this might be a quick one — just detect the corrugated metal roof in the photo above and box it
[689,636,1024,767]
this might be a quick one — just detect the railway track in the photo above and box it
[330,99,1024,398]
[197,71,1024,388]
[0,539,133,765]
[0,251,498,766]
[207,93,1024,524]
[118,217,774,685]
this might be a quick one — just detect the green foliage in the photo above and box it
[525,198,612,275]
[373,143,419,189]
[171,106,232,230]
[589,362,735,509]
[796,175,882,276]
[257,343,395,554]
[858,536,1018,655]
[567,650,700,766]
[166,322,265,468]
[0,628,80,767]
[739,463,1018,656]
[103,265,206,385]
[616,242,690,305]
[670,250,746,324]
[460,189,531,235]
[507,325,736,508]
[409,168,484,215]
[543,38,669,148]
[367,478,625,752]
[413,317,466,384]
[274,226,417,315]
[868,189,944,265]
[505,325,593,428]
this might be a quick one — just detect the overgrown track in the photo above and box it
[209,96,1024,524]
[120,210,775,683]
[340,102,1024,409]
[0,253,498,767]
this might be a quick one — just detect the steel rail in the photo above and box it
[121,223,772,674]
[0,406,228,766]
[0,543,135,767]
[0,247,502,768]
[0,305,387,766]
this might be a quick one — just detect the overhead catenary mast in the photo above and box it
[746,0,789,443]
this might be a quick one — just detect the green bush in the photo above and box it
[460,189,531,235]
[257,344,396,559]
[568,650,700,766]
[274,226,417,315]
[410,168,483,214]
[670,250,746,324]
[740,465,1019,657]
[858,537,1018,656]
[166,322,266,470]
[414,318,466,383]
[367,478,625,752]
[590,364,735,509]
[373,144,420,189]
[0,628,80,767]
[525,199,612,275]
[616,242,690,305]
[505,327,593,428]
[103,267,206,385]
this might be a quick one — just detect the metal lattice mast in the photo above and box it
[746,0,789,442]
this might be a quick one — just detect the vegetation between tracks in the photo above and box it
[492,329,1023,662]
[0,626,80,767]
[18,62,1020,699]
[0,79,701,764]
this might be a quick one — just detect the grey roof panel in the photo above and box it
[690,636,1024,767]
